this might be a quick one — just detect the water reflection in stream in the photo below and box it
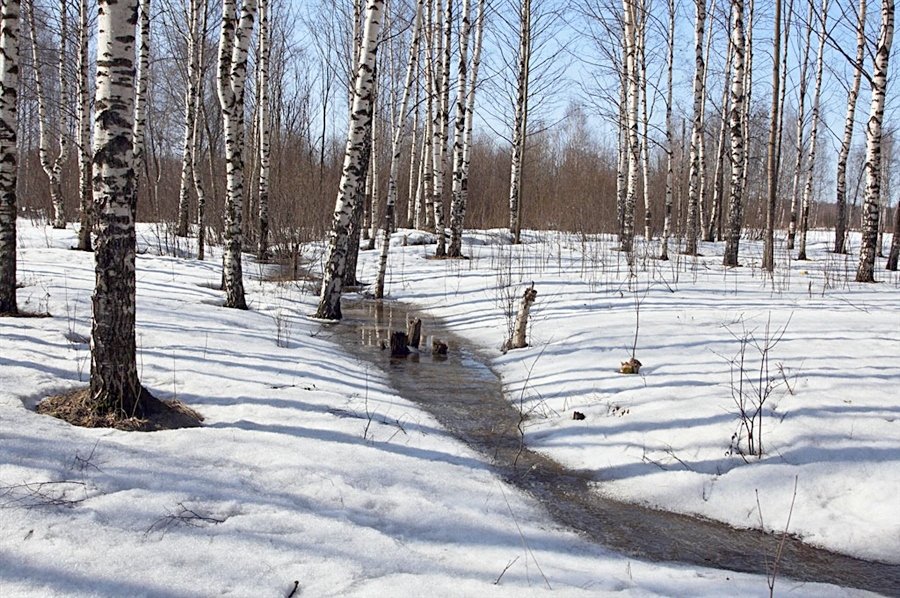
[332,299,899,596]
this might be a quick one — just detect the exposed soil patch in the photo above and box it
[37,387,203,432]
[0,310,52,318]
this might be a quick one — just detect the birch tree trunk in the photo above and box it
[684,0,706,256]
[797,0,827,261]
[89,0,147,416]
[507,0,531,245]
[723,0,745,267]
[217,0,257,309]
[835,0,867,254]
[405,59,419,229]
[762,0,781,271]
[375,0,423,297]
[787,0,814,250]
[432,0,452,256]
[621,0,639,259]
[659,0,675,260]
[707,38,733,243]
[422,0,434,231]
[0,0,20,315]
[447,0,472,257]
[256,0,271,260]
[887,200,899,269]
[133,0,150,187]
[176,0,204,238]
[616,68,627,241]
[316,0,384,320]
[29,0,68,229]
[637,0,652,242]
[856,0,894,282]
[194,2,209,260]
[75,0,92,251]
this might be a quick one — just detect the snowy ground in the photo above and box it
[359,227,900,567]
[0,220,893,597]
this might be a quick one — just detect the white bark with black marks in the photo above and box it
[659,0,675,260]
[723,0,745,267]
[684,0,706,256]
[217,0,257,309]
[835,0,867,254]
[28,0,68,229]
[75,0,92,251]
[857,0,894,282]
[375,0,423,298]
[0,0,20,314]
[797,0,827,261]
[90,0,145,415]
[447,0,472,257]
[507,0,531,245]
[316,0,384,319]
[176,0,205,238]
[256,0,271,260]
[787,0,814,251]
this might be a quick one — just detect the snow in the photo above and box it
[0,220,892,597]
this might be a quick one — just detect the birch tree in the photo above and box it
[0,0,20,315]
[723,0,745,267]
[447,0,473,258]
[684,0,706,256]
[621,0,639,258]
[133,0,150,180]
[75,0,92,251]
[787,0,814,251]
[89,0,147,416]
[217,0,257,309]
[28,0,68,230]
[659,0,675,260]
[762,0,782,271]
[835,0,867,254]
[507,0,531,244]
[432,0,451,256]
[375,0,423,297]
[176,0,206,238]
[856,0,894,282]
[193,1,210,260]
[316,0,384,320]
[256,0,271,259]
[797,0,827,261]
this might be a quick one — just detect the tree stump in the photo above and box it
[619,357,642,374]
[407,317,422,349]
[432,339,448,355]
[390,332,410,357]
[505,285,537,351]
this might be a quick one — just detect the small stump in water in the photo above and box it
[407,317,422,350]
[573,411,586,420]
[619,357,642,375]
[432,339,448,355]
[390,332,411,357]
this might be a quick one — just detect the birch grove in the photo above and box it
[856,0,894,282]
[0,0,20,315]
[316,0,384,320]
[217,0,257,309]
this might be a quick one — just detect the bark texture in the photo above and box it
[316,0,384,320]
[75,0,92,251]
[835,0,867,254]
[684,0,706,256]
[90,0,145,416]
[507,0,531,245]
[856,0,894,282]
[723,0,746,267]
[0,0,20,314]
[217,0,257,309]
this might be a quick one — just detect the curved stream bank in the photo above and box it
[330,299,899,596]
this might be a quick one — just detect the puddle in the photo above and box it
[331,299,900,596]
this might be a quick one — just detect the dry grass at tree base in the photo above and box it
[37,387,203,432]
